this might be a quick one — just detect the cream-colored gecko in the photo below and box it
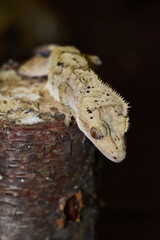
[19,45,129,162]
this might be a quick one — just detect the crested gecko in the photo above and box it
[19,45,129,162]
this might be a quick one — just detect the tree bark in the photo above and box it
[0,66,97,240]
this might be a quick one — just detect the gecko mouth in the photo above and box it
[106,152,126,162]
[92,133,127,162]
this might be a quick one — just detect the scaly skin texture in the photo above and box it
[19,45,129,162]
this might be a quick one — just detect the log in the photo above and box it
[0,63,97,240]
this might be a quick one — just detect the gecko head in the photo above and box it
[77,105,129,162]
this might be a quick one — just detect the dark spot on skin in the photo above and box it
[87,109,92,114]
[90,117,93,119]
[57,62,64,66]
[72,58,79,63]
[106,93,110,96]
[114,157,117,160]
[3,100,7,104]
[86,90,90,93]
[87,86,90,89]
[88,69,91,72]
[92,87,94,88]
[95,100,98,102]
[116,135,120,141]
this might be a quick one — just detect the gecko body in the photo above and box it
[19,45,129,162]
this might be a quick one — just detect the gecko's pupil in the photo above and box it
[90,127,102,140]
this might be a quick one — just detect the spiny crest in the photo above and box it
[95,76,129,116]
[83,67,129,115]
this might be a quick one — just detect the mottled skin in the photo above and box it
[19,45,129,162]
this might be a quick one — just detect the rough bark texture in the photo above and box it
[0,67,97,240]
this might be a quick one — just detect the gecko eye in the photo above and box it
[90,127,103,140]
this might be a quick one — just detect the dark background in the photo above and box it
[0,0,160,239]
